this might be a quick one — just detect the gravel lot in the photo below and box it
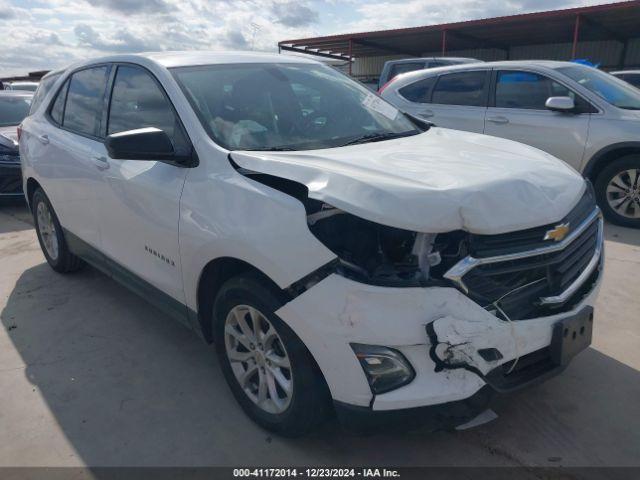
[1,202,639,470]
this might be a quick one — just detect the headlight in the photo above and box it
[307,203,458,286]
[351,343,415,394]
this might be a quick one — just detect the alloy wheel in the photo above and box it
[36,200,59,260]
[606,168,640,219]
[224,305,293,414]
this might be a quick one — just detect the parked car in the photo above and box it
[5,81,40,92]
[610,70,640,89]
[380,60,640,228]
[0,91,33,200]
[378,57,480,91]
[20,52,602,436]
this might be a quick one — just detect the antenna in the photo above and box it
[250,22,262,50]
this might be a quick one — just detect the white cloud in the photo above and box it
[0,0,613,76]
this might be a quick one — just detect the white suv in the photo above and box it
[20,52,603,436]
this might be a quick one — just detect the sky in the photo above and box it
[0,0,614,76]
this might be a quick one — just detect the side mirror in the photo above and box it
[545,96,575,113]
[106,127,176,161]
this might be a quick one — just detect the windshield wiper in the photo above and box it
[242,146,298,151]
[339,131,417,147]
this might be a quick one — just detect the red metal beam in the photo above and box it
[571,14,581,59]
[441,29,447,56]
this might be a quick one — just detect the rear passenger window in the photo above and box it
[50,79,69,125]
[108,65,189,154]
[432,71,487,107]
[399,77,437,103]
[63,66,109,137]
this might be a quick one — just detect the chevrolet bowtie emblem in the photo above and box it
[544,223,570,242]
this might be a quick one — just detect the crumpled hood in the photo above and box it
[0,126,19,151]
[232,128,585,235]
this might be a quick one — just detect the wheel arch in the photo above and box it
[196,256,289,343]
[25,177,43,212]
[583,142,640,184]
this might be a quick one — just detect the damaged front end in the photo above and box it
[230,154,603,430]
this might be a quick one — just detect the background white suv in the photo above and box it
[380,61,640,228]
[20,52,602,436]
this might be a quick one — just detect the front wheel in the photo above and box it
[213,274,331,436]
[595,155,640,228]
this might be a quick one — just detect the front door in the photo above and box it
[95,64,190,305]
[484,70,591,170]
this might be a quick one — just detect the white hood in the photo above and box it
[232,128,585,235]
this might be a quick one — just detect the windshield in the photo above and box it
[0,96,32,127]
[557,65,640,110]
[171,63,419,151]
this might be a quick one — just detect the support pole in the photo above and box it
[441,29,447,56]
[571,14,581,59]
[348,38,353,76]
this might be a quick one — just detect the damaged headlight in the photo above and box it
[351,343,415,394]
[307,203,451,286]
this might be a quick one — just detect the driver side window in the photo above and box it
[108,65,189,154]
[495,70,592,112]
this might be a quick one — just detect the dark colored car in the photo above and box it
[377,57,480,91]
[0,91,33,200]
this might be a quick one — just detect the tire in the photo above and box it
[595,155,640,228]
[31,188,84,273]
[212,273,331,437]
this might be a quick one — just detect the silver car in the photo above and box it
[380,61,640,228]
[611,70,640,89]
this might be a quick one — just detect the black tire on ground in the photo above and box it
[31,188,84,273]
[212,273,331,437]
[594,154,640,229]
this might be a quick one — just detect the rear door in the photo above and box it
[426,70,489,133]
[484,69,592,170]
[95,64,190,304]
[29,66,110,248]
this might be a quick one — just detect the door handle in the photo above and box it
[420,110,435,118]
[486,116,509,125]
[93,156,110,171]
[37,134,49,145]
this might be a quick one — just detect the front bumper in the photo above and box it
[275,255,602,416]
[0,162,23,196]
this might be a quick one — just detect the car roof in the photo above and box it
[389,60,590,85]
[387,57,479,64]
[611,70,640,75]
[66,50,322,71]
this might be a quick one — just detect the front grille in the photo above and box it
[469,184,596,257]
[451,186,602,320]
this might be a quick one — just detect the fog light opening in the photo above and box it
[350,343,416,394]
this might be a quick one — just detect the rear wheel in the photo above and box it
[595,155,640,228]
[32,188,84,273]
[213,274,330,436]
